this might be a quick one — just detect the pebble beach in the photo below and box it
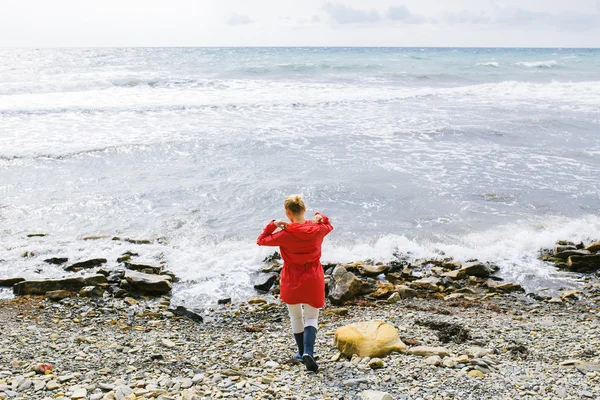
[1,277,599,400]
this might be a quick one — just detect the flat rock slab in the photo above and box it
[407,346,451,357]
[124,261,163,274]
[13,274,107,295]
[0,278,25,287]
[124,270,172,295]
[64,258,107,271]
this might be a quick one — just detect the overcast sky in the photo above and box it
[1,0,599,47]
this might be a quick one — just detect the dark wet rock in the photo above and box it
[123,261,163,274]
[555,245,577,254]
[117,254,132,263]
[123,238,152,244]
[27,233,47,237]
[554,249,591,259]
[44,257,69,265]
[168,305,203,323]
[567,255,600,272]
[462,262,494,277]
[416,319,471,344]
[160,270,179,282]
[328,266,376,305]
[263,251,281,263]
[64,258,107,271]
[385,272,403,284]
[0,277,25,287]
[218,297,232,305]
[254,274,278,293]
[123,270,172,295]
[13,274,108,295]
[107,270,125,284]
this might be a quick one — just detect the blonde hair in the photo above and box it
[284,194,306,215]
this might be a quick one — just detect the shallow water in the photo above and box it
[1,48,599,305]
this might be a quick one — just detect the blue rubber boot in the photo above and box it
[302,326,319,372]
[293,332,304,362]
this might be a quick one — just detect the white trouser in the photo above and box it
[287,303,319,334]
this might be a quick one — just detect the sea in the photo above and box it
[1,47,599,305]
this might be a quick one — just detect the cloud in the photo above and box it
[227,13,253,26]
[385,6,427,24]
[323,2,380,24]
[443,10,491,25]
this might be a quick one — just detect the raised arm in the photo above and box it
[257,220,287,246]
[314,212,334,235]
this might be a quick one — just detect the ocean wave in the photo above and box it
[476,61,499,68]
[515,60,560,68]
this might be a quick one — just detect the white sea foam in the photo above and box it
[476,61,499,67]
[516,60,559,68]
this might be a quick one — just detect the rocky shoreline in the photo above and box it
[1,239,599,399]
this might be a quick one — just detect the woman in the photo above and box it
[256,194,333,372]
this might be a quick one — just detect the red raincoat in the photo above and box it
[256,213,333,308]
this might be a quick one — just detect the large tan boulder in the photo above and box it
[333,320,406,358]
[585,241,600,253]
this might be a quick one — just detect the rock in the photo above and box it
[43,258,69,265]
[13,274,107,295]
[407,346,450,358]
[27,233,47,237]
[83,235,110,240]
[57,374,75,383]
[124,270,172,295]
[161,338,176,348]
[248,298,267,304]
[443,358,456,368]
[555,249,591,259]
[585,241,600,253]
[253,274,278,293]
[45,381,60,390]
[123,262,163,275]
[168,306,203,322]
[357,264,390,277]
[79,286,105,297]
[71,387,87,399]
[491,282,524,293]
[17,379,32,391]
[0,278,25,287]
[555,245,577,253]
[425,355,443,366]
[45,290,71,301]
[328,266,376,304]
[411,277,441,291]
[370,282,396,299]
[334,320,407,358]
[123,238,152,244]
[64,258,107,271]
[396,285,418,299]
[324,307,349,316]
[264,360,279,368]
[560,290,582,300]
[460,262,492,278]
[442,269,467,280]
[217,298,232,305]
[468,370,484,378]
[114,385,134,400]
[359,390,393,400]
[387,292,400,303]
[567,255,600,272]
[368,358,384,369]
[467,347,491,358]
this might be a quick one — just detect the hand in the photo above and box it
[274,220,288,230]
[311,214,323,224]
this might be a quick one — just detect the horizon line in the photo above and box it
[1,45,599,50]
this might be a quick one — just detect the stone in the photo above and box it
[168,306,203,322]
[359,390,393,400]
[325,307,349,316]
[467,347,490,358]
[71,387,86,399]
[554,249,591,259]
[264,360,279,368]
[82,235,110,240]
[491,282,524,293]
[585,241,600,253]
[124,270,172,295]
[0,278,25,287]
[44,257,69,265]
[45,290,71,301]
[46,381,60,390]
[442,269,467,280]
[328,266,376,304]
[217,298,232,305]
[27,233,47,237]
[387,292,400,303]
[443,358,456,368]
[123,262,163,275]
[460,262,493,278]
[161,338,176,348]
[13,274,108,296]
[407,346,451,358]
[64,258,107,271]
[395,285,418,298]
[560,290,582,300]
[425,355,443,366]
[555,245,577,253]
[567,255,600,272]
[114,385,134,400]
[468,370,484,378]
[357,264,390,278]
[411,277,441,291]
[368,358,384,369]
[79,286,105,297]
[248,298,267,304]
[334,320,406,358]
[370,282,396,299]
[253,274,278,293]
